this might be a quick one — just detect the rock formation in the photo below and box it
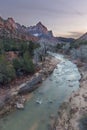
[0,16,38,42]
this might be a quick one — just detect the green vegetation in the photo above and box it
[23,51,35,73]
[12,58,24,72]
[56,43,63,50]
[0,38,39,86]
[0,55,16,84]
[0,38,39,54]
[70,40,87,49]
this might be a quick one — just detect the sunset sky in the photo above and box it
[0,0,87,38]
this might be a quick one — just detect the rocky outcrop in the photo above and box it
[77,32,87,42]
[0,16,38,42]
[28,22,49,37]
[4,18,17,31]
[56,37,75,43]
[18,75,42,94]
[27,21,59,45]
[0,17,4,28]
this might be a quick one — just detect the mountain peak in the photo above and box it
[36,21,42,26]
[0,16,38,42]
[28,21,54,40]
[7,17,16,24]
[77,32,87,41]
[36,21,47,31]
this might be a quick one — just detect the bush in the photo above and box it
[13,52,35,75]
[13,58,23,71]
[0,55,16,84]
[28,41,40,56]
[19,42,28,56]
[56,43,63,50]
[23,52,35,73]
[0,37,39,85]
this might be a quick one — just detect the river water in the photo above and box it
[0,53,81,130]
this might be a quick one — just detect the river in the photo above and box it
[0,53,81,130]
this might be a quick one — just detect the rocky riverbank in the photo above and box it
[53,61,87,130]
[0,55,60,117]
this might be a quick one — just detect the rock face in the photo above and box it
[28,22,53,38]
[18,75,42,94]
[28,21,59,45]
[56,37,75,43]
[0,16,76,49]
[16,102,24,109]
[0,16,38,42]
[77,32,87,41]
[0,16,76,48]
[0,17,4,28]
[5,18,17,31]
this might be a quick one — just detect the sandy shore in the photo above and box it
[53,63,87,130]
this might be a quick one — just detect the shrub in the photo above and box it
[23,52,35,73]
[13,58,23,71]
[0,55,16,84]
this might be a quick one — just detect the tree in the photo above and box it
[0,55,16,85]
[19,42,28,56]
[28,41,34,56]
[12,58,24,76]
[23,52,35,73]
[13,58,23,70]
[28,41,40,57]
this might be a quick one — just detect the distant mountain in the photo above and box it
[28,22,54,39]
[0,16,75,45]
[28,22,76,45]
[27,22,59,45]
[76,32,87,42]
[56,37,75,43]
[0,17,58,44]
[0,17,38,42]
[72,32,87,47]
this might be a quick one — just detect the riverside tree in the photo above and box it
[0,55,16,85]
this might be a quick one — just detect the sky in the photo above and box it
[0,0,87,38]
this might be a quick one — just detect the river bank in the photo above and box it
[0,55,60,117]
[53,60,87,130]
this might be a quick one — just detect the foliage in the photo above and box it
[70,40,87,49]
[0,37,39,56]
[18,42,28,56]
[56,43,63,50]
[28,41,39,56]
[23,51,35,73]
[0,55,16,84]
[13,52,35,75]
[0,37,39,86]
[12,58,23,71]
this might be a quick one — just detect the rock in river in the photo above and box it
[16,102,24,109]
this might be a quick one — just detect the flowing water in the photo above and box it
[0,53,81,130]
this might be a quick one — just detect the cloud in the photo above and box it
[66,32,84,38]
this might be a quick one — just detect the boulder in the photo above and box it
[16,102,24,109]
[18,75,42,94]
